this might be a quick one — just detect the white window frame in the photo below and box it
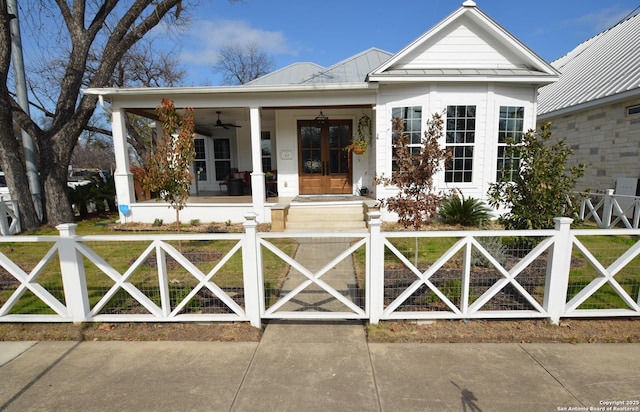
[496,106,525,181]
[444,105,476,183]
[391,106,422,175]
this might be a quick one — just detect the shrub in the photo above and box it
[471,237,507,268]
[487,122,585,229]
[152,218,163,227]
[439,194,492,227]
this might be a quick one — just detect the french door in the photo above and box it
[298,120,352,195]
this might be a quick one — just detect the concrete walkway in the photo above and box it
[276,237,362,313]
[2,328,640,411]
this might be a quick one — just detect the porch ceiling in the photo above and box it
[128,105,372,136]
[129,107,253,136]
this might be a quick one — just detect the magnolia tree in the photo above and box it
[376,112,450,229]
[143,98,195,232]
[487,122,586,230]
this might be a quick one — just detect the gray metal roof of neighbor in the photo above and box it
[537,11,640,117]
[246,48,393,86]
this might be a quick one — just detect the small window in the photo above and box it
[445,105,476,183]
[194,138,207,181]
[627,105,640,116]
[391,106,422,174]
[496,106,525,181]
[261,131,272,172]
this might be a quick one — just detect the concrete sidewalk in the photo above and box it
[2,322,640,412]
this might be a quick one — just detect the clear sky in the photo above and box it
[173,0,639,86]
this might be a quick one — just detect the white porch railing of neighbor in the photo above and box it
[0,200,21,236]
[1,213,639,328]
[578,190,640,229]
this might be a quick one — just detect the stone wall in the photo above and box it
[540,97,640,193]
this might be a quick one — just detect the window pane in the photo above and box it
[391,106,422,174]
[215,161,230,180]
[195,160,207,181]
[445,105,475,182]
[497,106,525,180]
[214,139,230,159]
[194,139,205,159]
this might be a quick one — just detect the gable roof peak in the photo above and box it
[367,1,558,83]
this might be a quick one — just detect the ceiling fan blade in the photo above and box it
[214,111,241,128]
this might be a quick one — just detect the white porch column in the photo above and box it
[112,108,136,222]
[249,107,266,220]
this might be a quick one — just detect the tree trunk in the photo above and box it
[0,7,40,231]
[42,169,75,225]
[39,134,76,226]
[0,133,41,230]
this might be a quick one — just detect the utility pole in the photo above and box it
[7,0,42,221]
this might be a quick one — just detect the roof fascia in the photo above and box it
[84,83,379,109]
[369,75,558,84]
[83,82,376,97]
[538,88,640,119]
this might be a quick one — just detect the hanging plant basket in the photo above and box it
[352,145,366,155]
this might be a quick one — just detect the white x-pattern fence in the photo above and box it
[1,213,639,328]
[578,190,640,229]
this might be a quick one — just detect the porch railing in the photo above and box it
[1,213,639,327]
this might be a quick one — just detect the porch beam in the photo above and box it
[249,107,266,221]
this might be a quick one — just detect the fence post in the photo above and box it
[56,223,90,322]
[543,217,573,325]
[242,212,261,328]
[603,189,615,229]
[368,211,383,324]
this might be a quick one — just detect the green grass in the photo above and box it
[0,215,297,315]
[568,233,640,309]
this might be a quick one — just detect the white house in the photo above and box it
[84,1,558,228]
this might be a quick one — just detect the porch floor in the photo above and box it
[182,192,373,206]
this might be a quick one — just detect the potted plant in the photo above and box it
[345,114,372,155]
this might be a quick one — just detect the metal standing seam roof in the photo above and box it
[245,62,326,86]
[300,48,393,84]
[245,48,393,86]
[537,12,640,116]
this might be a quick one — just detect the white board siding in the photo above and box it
[398,17,524,70]
[374,83,537,218]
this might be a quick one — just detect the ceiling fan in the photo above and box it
[214,111,241,129]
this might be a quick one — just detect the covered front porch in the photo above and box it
[131,194,377,232]
[87,84,378,225]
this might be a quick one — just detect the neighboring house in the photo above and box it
[84,0,558,225]
[537,12,640,196]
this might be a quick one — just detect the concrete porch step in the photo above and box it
[285,220,367,232]
[284,204,367,232]
[286,207,364,222]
